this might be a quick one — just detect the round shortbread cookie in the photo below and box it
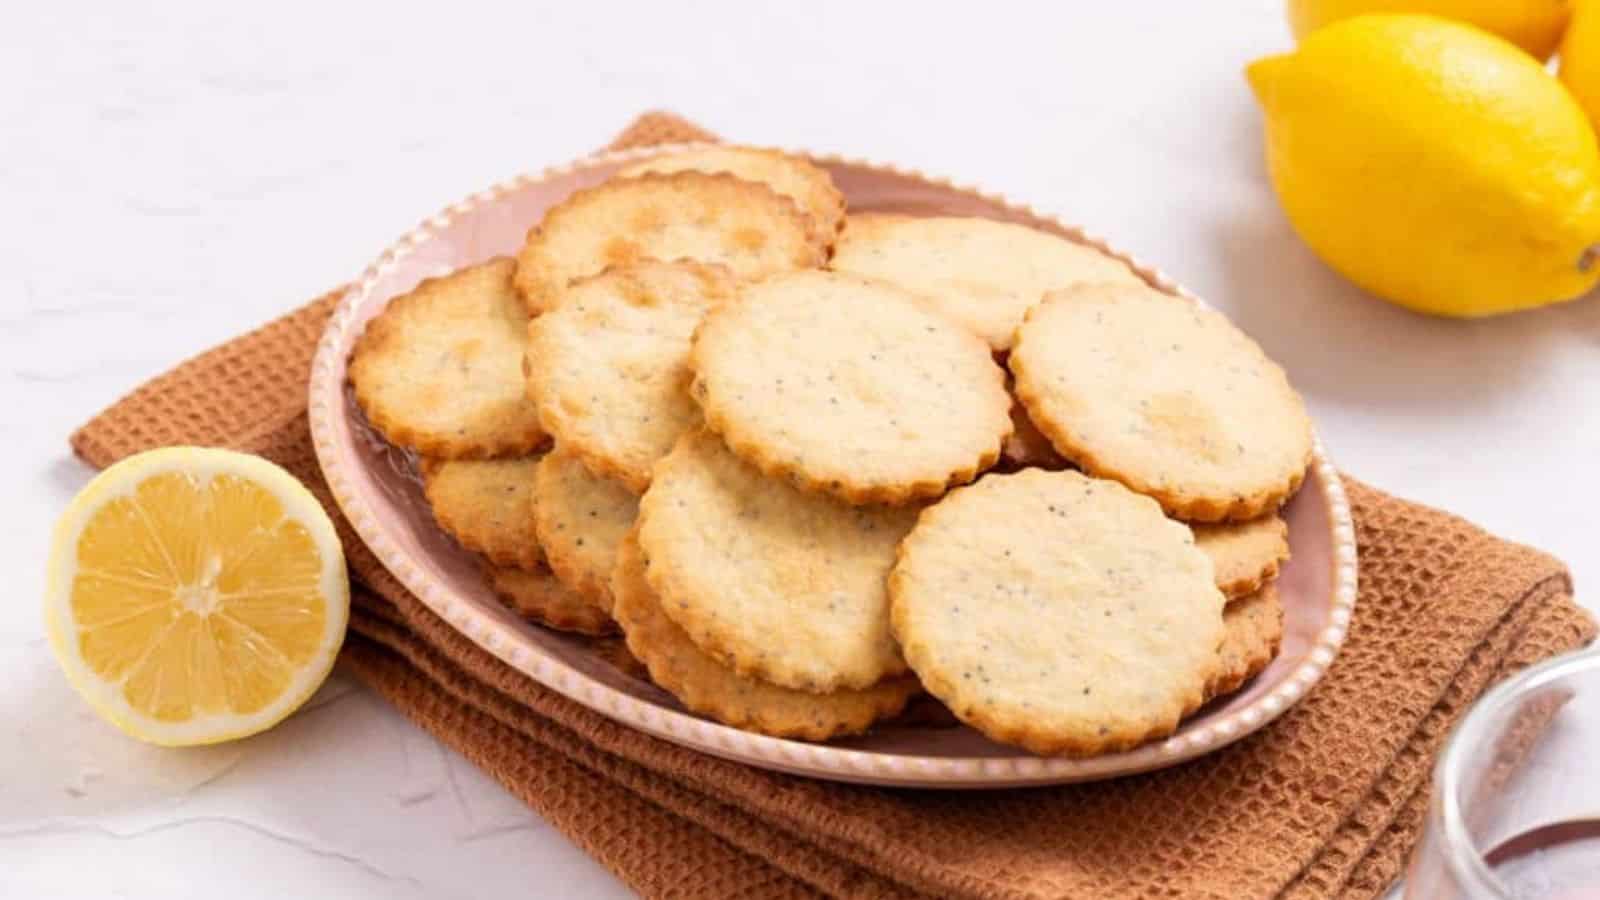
[526,260,735,493]
[513,172,824,314]
[828,214,1144,350]
[1206,583,1283,701]
[349,259,545,458]
[690,271,1012,505]
[421,455,544,570]
[1193,515,1290,601]
[618,146,846,245]
[532,447,639,615]
[636,430,917,692]
[481,560,616,637]
[889,469,1226,757]
[1010,284,1314,522]
[612,531,918,740]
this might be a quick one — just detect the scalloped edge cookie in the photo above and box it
[420,455,544,570]
[1010,283,1313,522]
[525,260,735,493]
[532,446,638,615]
[1194,515,1290,601]
[513,172,825,314]
[349,258,546,459]
[1206,582,1284,701]
[481,559,616,637]
[689,270,1012,505]
[889,469,1226,757]
[635,429,916,692]
[828,213,1144,350]
[612,530,918,740]
[618,146,846,247]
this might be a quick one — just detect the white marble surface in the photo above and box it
[4,2,1597,897]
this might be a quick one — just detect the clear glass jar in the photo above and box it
[1406,649,1600,898]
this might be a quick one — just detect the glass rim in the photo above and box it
[1432,646,1600,897]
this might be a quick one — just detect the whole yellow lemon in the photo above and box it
[1248,15,1600,317]
[1560,1,1600,129]
[1288,0,1571,58]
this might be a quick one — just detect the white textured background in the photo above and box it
[4,2,1597,897]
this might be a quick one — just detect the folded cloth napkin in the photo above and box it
[70,113,1594,900]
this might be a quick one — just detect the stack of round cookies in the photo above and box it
[348,146,1311,755]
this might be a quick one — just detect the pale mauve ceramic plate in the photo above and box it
[308,145,1358,789]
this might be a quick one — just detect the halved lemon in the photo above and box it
[45,447,349,746]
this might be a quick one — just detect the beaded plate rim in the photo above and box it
[307,143,1359,788]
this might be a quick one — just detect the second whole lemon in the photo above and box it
[1248,15,1600,317]
[1561,1,1600,131]
[1288,0,1572,59]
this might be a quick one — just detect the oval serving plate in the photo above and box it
[308,144,1358,789]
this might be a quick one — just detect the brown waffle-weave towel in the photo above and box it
[70,113,1594,900]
